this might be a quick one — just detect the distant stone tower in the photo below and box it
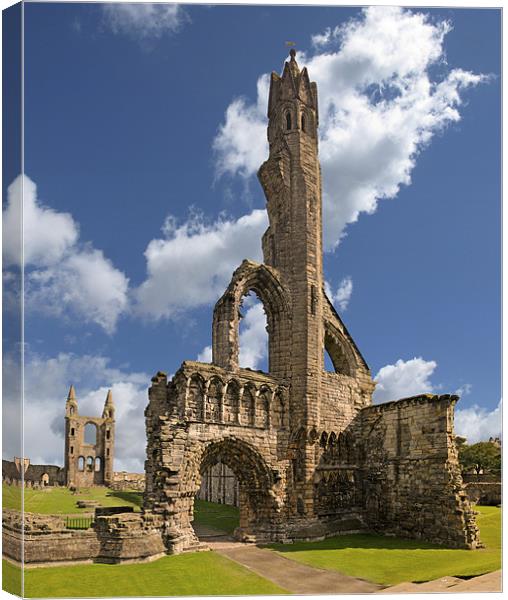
[64,385,115,487]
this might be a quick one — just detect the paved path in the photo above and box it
[377,570,502,594]
[208,538,381,594]
[197,526,501,594]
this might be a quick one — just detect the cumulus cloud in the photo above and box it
[102,3,187,40]
[454,383,473,397]
[213,75,270,179]
[135,209,267,320]
[197,345,212,363]
[454,400,502,444]
[373,356,437,403]
[3,175,78,268]
[26,248,129,335]
[2,350,149,472]
[213,6,487,250]
[2,174,129,333]
[238,297,268,370]
[325,276,353,311]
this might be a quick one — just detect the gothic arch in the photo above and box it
[187,373,205,420]
[171,437,278,542]
[212,260,292,377]
[223,379,241,425]
[324,320,357,377]
[205,376,222,423]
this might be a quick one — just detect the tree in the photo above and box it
[459,441,501,475]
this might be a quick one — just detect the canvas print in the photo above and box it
[2,2,501,597]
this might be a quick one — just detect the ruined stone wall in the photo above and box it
[357,394,480,549]
[2,509,100,564]
[144,367,293,551]
[465,482,501,506]
[2,459,65,487]
[2,509,164,565]
[318,372,367,432]
[111,472,145,492]
[65,415,114,487]
[143,50,479,554]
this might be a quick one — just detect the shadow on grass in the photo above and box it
[106,490,143,508]
[270,533,449,553]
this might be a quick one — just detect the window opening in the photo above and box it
[238,292,268,372]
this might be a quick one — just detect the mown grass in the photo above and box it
[269,506,501,586]
[2,484,143,514]
[3,553,287,598]
[193,499,240,534]
[3,559,22,597]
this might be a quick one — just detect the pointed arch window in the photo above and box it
[301,113,306,132]
[285,111,292,130]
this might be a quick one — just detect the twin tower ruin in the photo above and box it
[144,50,480,553]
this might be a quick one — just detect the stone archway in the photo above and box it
[212,260,292,378]
[150,435,281,553]
[197,438,276,540]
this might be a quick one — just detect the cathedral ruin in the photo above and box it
[143,50,480,554]
[64,385,115,488]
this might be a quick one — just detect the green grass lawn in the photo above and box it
[3,553,287,598]
[2,484,143,514]
[269,506,501,586]
[3,559,22,597]
[193,499,240,534]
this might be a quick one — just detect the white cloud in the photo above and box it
[454,400,502,444]
[135,209,267,319]
[3,350,149,472]
[212,6,487,250]
[3,174,78,268]
[26,248,129,335]
[2,174,129,333]
[213,75,270,179]
[373,356,437,403]
[238,298,268,370]
[102,3,187,39]
[454,383,473,397]
[326,276,353,311]
[197,345,212,363]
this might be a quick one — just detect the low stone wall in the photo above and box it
[111,471,145,492]
[2,509,165,565]
[94,512,166,563]
[465,482,501,506]
[2,510,99,565]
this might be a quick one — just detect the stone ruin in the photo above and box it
[2,50,480,568]
[142,50,480,554]
[64,385,115,488]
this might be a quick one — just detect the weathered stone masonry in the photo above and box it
[64,386,115,488]
[143,50,479,553]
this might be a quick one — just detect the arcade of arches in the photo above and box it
[142,50,479,556]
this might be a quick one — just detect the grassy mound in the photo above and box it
[2,484,143,514]
[269,506,501,585]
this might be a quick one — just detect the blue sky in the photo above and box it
[3,3,501,470]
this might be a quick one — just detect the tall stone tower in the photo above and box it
[64,385,115,487]
[144,50,479,554]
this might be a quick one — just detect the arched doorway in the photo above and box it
[188,437,277,543]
